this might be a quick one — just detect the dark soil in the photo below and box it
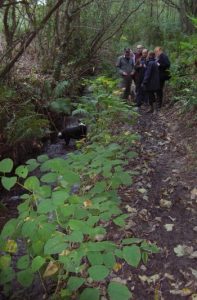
[118,102,197,300]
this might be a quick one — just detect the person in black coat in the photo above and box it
[134,48,148,107]
[155,47,171,108]
[141,51,160,113]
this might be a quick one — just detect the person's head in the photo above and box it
[136,45,143,54]
[148,51,155,59]
[124,47,131,58]
[142,48,148,58]
[154,46,163,57]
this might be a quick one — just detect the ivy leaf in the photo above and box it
[108,282,132,300]
[123,245,141,267]
[37,154,49,163]
[67,276,85,291]
[0,158,13,173]
[40,172,58,183]
[1,176,17,191]
[80,288,100,300]
[88,265,109,281]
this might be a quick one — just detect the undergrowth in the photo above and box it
[0,76,159,300]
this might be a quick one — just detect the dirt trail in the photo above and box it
[120,104,197,300]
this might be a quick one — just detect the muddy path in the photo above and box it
[119,104,197,299]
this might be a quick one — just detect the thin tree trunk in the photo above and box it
[0,0,65,81]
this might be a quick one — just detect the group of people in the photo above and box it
[116,45,171,112]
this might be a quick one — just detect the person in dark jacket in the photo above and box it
[154,46,171,108]
[116,48,134,100]
[142,51,160,113]
[134,48,148,107]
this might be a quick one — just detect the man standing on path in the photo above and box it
[116,48,135,101]
[141,51,160,113]
[155,46,171,108]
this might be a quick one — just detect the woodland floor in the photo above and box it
[117,101,197,300]
[0,97,197,300]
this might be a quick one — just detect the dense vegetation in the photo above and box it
[0,0,197,299]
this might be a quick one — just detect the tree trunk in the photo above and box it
[0,0,65,81]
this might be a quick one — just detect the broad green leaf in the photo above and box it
[37,154,49,163]
[68,220,91,234]
[140,242,159,254]
[26,159,40,172]
[85,241,116,252]
[88,265,109,281]
[0,267,15,284]
[44,235,68,255]
[123,245,141,268]
[141,252,149,265]
[37,185,52,198]
[24,176,40,191]
[103,252,116,268]
[1,176,17,191]
[67,276,85,291]
[37,199,55,214]
[67,231,83,243]
[80,288,100,300]
[52,190,69,204]
[108,282,132,300]
[31,256,45,272]
[40,172,58,183]
[17,269,34,287]
[87,252,103,266]
[0,255,11,270]
[22,219,37,238]
[113,214,128,227]
[15,165,28,178]
[115,249,123,259]
[0,158,13,173]
[120,172,132,185]
[17,255,30,270]
[122,238,143,245]
[91,181,107,194]
[1,219,18,238]
[62,171,80,185]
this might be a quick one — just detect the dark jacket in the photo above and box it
[142,58,160,91]
[116,55,134,76]
[134,57,147,86]
[157,52,171,81]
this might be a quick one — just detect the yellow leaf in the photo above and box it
[43,261,59,277]
[59,250,70,256]
[124,131,130,136]
[83,200,92,208]
[113,263,122,272]
[5,239,17,253]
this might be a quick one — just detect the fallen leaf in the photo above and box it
[160,199,172,209]
[191,294,197,300]
[190,251,197,259]
[83,200,92,207]
[138,188,147,194]
[170,288,192,296]
[5,239,17,254]
[113,263,122,272]
[174,245,194,257]
[193,226,197,232]
[112,277,127,284]
[190,268,197,279]
[139,274,160,285]
[191,188,197,200]
[125,205,137,215]
[164,224,174,232]
[43,261,59,277]
[164,273,175,281]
